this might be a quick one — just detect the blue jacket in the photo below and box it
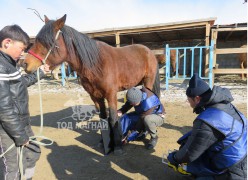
[134,93,163,114]
[186,107,247,176]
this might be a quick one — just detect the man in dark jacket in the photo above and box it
[117,86,165,149]
[167,73,247,180]
[0,25,49,180]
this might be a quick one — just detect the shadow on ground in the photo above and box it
[29,106,192,180]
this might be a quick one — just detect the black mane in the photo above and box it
[36,21,101,72]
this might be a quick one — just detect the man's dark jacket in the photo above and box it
[175,86,247,179]
[0,51,44,146]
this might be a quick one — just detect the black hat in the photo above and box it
[186,73,210,97]
[126,87,142,104]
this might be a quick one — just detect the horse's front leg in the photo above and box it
[106,92,123,154]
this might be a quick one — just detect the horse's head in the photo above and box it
[22,14,68,73]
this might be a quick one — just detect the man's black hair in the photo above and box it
[0,25,29,47]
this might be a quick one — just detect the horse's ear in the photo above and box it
[54,14,67,32]
[44,15,49,24]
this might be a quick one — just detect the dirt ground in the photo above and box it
[0,75,247,180]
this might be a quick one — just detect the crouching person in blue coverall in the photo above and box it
[167,73,247,180]
[117,86,165,150]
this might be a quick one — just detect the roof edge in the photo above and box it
[82,17,217,34]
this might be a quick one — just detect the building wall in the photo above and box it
[216,40,247,68]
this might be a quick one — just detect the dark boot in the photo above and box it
[146,136,158,150]
[136,131,148,141]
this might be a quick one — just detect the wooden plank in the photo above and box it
[115,33,120,47]
[205,23,210,76]
[212,30,218,67]
[216,48,247,54]
[213,68,247,74]
[214,27,247,32]
[152,49,164,55]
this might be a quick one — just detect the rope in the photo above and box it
[42,30,61,64]
[0,68,53,180]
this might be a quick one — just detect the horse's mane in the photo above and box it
[36,21,101,73]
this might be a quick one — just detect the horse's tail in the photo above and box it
[152,64,160,98]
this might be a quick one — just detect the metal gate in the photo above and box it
[165,40,214,89]
[61,63,77,86]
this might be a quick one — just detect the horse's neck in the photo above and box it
[66,57,95,78]
[65,56,81,72]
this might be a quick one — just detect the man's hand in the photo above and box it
[23,140,29,146]
[40,64,50,73]
[117,110,122,117]
[167,151,179,166]
[167,151,191,175]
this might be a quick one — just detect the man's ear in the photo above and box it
[3,39,11,49]
[195,96,201,103]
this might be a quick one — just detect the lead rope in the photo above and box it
[1,68,53,180]
[18,68,53,180]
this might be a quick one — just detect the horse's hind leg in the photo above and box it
[143,77,154,92]
[143,65,160,97]
[97,99,107,119]
[90,96,107,119]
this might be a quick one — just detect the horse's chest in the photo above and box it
[81,81,103,98]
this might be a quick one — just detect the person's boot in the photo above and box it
[136,131,148,141]
[146,136,158,150]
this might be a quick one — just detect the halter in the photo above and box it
[28,29,62,64]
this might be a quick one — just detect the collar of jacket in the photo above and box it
[0,50,17,66]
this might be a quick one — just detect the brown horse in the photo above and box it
[22,14,160,153]
[238,45,247,79]
[156,49,179,77]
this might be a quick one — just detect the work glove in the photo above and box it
[167,151,178,166]
[177,164,191,175]
[167,151,191,175]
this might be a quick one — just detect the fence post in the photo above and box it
[191,48,194,77]
[183,48,186,78]
[209,40,214,88]
[165,44,170,90]
[61,63,66,86]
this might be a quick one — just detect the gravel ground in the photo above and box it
[28,75,247,105]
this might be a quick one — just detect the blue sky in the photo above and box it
[0,0,247,36]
